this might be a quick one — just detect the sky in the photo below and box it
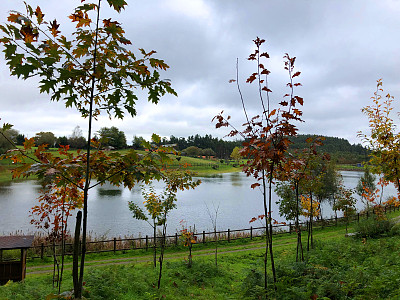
[1,0,400,145]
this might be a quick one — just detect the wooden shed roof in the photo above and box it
[0,235,34,250]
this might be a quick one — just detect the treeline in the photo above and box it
[0,126,369,163]
[288,134,369,164]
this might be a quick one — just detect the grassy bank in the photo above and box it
[1,211,400,299]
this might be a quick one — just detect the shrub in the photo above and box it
[355,218,392,238]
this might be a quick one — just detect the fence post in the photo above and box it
[228,229,231,242]
[40,243,44,259]
[250,226,253,240]
[145,235,148,251]
[175,233,178,245]
[113,238,116,254]
[335,215,337,226]
[203,231,206,244]
[289,223,292,234]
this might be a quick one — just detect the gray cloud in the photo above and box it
[1,0,400,145]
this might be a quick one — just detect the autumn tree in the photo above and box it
[30,175,84,292]
[0,1,176,298]
[359,79,400,197]
[214,37,304,294]
[356,166,376,210]
[230,146,241,162]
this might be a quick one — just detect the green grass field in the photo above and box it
[1,211,400,299]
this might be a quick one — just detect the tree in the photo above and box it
[333,185,356,234]
[57,136,69,146]
[230,146,241,162]
[214,37,304,295]
[356,166,376,210]
[15,133,25,146]
[0,1,176,298]
[183,146,202,157]
[0,128,18,154]
[129,167,200,288]
[69,126,86,149]
[30,176,83,291]
[132,135,145,150]
[98,126,127,149]
[34,131,56,147]
[202,148,215,159]
[359,79,400,197]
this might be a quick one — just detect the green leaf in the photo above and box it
[2,123,14,131]
[106,0,127,13]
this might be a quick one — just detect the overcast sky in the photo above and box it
[1,0,400,145]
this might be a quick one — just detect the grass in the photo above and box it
[2,212,400,299]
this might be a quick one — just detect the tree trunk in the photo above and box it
[73,211,82,297]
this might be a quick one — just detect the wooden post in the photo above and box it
[228,229,231,242]
[335,215,337,226]
[250,226,253,240]
[175,233,178,245]
[145,235,148,251]
[21,248,27,280]
[289,223,292,234]
[41,243,44,259]
[113,238,116,254]
[203,231,206,244]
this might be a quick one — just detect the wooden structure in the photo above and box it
[0,235,34,284]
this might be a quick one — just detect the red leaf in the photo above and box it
[251,183,260,189]
[292,71,301,78]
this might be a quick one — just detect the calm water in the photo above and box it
[0,171,397,237]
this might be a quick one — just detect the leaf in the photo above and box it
[7,13,21,23]
[107,0,127,12]
[2,123,13,131]
[292,71,301,78]
[49,20,60,37]
[295,96,304,105]
[24,137,35,150]
[251,183,260,189]
[34,6,45,24]
[20,25,38,43]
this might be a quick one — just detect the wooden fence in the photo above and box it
[1,204,399,261]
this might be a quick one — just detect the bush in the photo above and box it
[355,218,392,238]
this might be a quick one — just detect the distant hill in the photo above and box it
[289,134,369,164]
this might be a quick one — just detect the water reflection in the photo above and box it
[97,189,122,197]
[230,172,242,186]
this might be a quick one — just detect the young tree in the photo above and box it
[214,37,304,294]
[0,1,176,298]
[333,185,356,234]
[179,220,197,268]
[356,166,376,209]
[359,79,400,196]
[30,175,84,291]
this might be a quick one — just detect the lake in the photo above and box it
[0,171,397,238]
